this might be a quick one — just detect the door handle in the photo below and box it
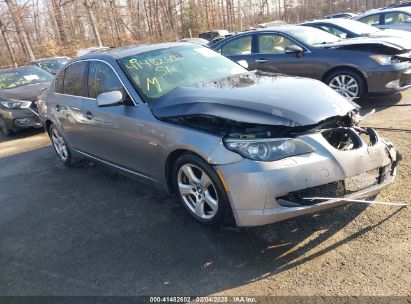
[55,104,61,112]
[84,111,94,120]
[255,58,268,63]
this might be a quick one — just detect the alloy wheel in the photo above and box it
[177,164,219,219]
[51,127,69,161]
[329,74,359,100]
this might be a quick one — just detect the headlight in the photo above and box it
[224,138,315,161]
[370,55,399,65]
[0,100,32,109]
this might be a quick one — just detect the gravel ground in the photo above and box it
[0,91,409,297]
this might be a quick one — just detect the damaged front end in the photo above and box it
[215,123,398,226]
[150,72,398,226]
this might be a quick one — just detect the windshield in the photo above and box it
[0,67,53,90]
[288,27,340,46]
[334,19,380,35]
[37,58,69,73]
[120,45,246,101]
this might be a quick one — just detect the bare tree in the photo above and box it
[4,0,35,60]
[82,0,102,46]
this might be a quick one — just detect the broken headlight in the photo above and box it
[224,138,315,161]
[0,99,32,109]
[370,55,400,65]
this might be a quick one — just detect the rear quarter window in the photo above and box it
[63,62,88,96]
[359,14,381,26]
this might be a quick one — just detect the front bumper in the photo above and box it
[366,63,411,94]
[0,107,42,132]
[217,128,398,227]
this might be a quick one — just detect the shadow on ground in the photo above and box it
[0,128,45,144]
[0,146,403,296]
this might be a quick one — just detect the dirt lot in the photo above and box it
[0,91,409,297]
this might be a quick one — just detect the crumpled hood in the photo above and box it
[323,36,411,53]
[0,82,50,101]
[150,71,358,127]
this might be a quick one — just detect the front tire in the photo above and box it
[173,153,233,226]
[49,123,72,166]
[325,69,366,101]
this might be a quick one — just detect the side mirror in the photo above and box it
[237,60,249,69]
[285,45,304,57]
[96,91,124,107]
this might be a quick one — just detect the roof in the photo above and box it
[29,56,70,63]
[76,42,199,60]
[302,18,365,28]
[357,6,411,17]
[0,66,42,73]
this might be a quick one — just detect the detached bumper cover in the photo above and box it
[217,128,398,227]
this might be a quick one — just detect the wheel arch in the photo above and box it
[165,149,203,193]
[321,65,368,92]
[45,119,53,135]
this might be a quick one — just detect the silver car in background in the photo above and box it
[354,7,411,32]
[38,43,399,227]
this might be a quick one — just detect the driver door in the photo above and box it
[253,33,315,78]
[79,61,146,175]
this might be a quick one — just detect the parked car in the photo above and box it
[77,46,110,57]
[301,18,411,40]
[257,20,287,28]
[211,26,411,100]
[383,1,411,9]
[199,30,229,42]
[0,66,53,135]
[353,7,411,32]
[325,12,357,19]
[178,38,209,45]
[27,56,71,75]
[38,43,399,227]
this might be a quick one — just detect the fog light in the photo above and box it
[386,79,400,89]
[15,118,35,127]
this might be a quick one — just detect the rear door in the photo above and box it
[217,34,260,70]
[253,33,315,78]
[381,11,411,31]
[80,60,146,174]
[51,61,89,149]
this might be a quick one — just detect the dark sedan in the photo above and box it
[211,26,411,100]
[0,66,52,135]
[27,56,70,75]
[301,18,411,40]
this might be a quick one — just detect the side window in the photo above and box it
[54,70,64,93]
[88,61,124,99]
[320,25,348,38]
[258,34,294,54]
[384,12,411,24]
[359,14,381,26]
[221,36,252,56]
[63,62,87,96]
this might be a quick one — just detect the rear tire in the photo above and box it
[49,123,73,166]
[173,153,233,226]
[325,69,366,101]
[0,117,13,136]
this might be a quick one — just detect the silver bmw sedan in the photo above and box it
[38,43,399,227]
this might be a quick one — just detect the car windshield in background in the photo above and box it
[38,59,69,72]
[288,27,340,46]
[334,19,380,35]
[120,46,246,101]
[0,67,53,90]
